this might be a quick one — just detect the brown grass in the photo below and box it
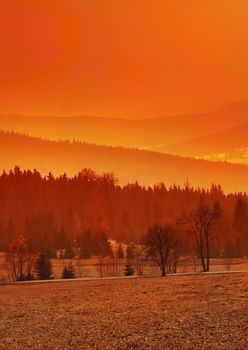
[1,254,248,282]
[0,273,248,349]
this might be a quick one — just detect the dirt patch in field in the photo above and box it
[0,274,247,349]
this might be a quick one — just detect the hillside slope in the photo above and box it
[167,122,248,163]
[1,131,248,193]
[1,100,248,150]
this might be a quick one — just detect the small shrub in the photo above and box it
[62,264,76,279]
[124,262,135,276]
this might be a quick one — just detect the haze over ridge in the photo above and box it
[2,101,248,162]
[2,130,248,193]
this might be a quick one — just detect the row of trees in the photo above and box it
[4,238,53,281]
[4,238,88,281]
[0,167,248,263]
[143,198,222,275]
[4,196,221,280]
[3,237,136,281]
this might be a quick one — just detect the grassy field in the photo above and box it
[1,253,248,281]
[0,273,247,349]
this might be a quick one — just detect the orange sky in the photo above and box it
[0,0,248,117]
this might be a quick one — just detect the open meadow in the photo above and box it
[0,273,248,350]
[1,254,248,281]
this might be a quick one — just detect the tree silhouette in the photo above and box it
[35,253,53,280]
[124,261,135,276]
[0,167,246,261]
[5,236,36,281]
[143,224,176,276]
[62,263,76,279]
[180,198,222,272]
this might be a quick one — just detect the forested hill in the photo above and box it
[1,130,248,193]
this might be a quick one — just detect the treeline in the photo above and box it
[0,167,248,258]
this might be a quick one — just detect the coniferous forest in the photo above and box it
[0,166,247,259]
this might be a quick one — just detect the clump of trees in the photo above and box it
[142,199,222,275]
[0,167,247,259]
[1,167,248,281]
[4,237,36,281]
[4,237,54,281]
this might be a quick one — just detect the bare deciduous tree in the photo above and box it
[133,245,146,276]
[97,256,122,277]
[142,224,176,276]
[179,198,222,272]
[167,236,182,274]
[5,236,37,281]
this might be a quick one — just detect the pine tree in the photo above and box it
[124,261,135,276]
[35,253,53,280]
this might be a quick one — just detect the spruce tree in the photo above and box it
[35,253,53,280]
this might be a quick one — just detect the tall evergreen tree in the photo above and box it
[35,253,53,280]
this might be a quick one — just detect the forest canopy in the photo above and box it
[0,167,247,258]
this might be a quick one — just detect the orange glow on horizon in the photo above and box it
[0,0,248,117]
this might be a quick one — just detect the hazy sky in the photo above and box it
[0,0,248,117]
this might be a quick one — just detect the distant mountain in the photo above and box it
[1,100,248,151]
[166,122,248,164]
[1,131,248,193]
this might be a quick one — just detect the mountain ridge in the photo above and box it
[1,130,248,193]
[1,100,248,150]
